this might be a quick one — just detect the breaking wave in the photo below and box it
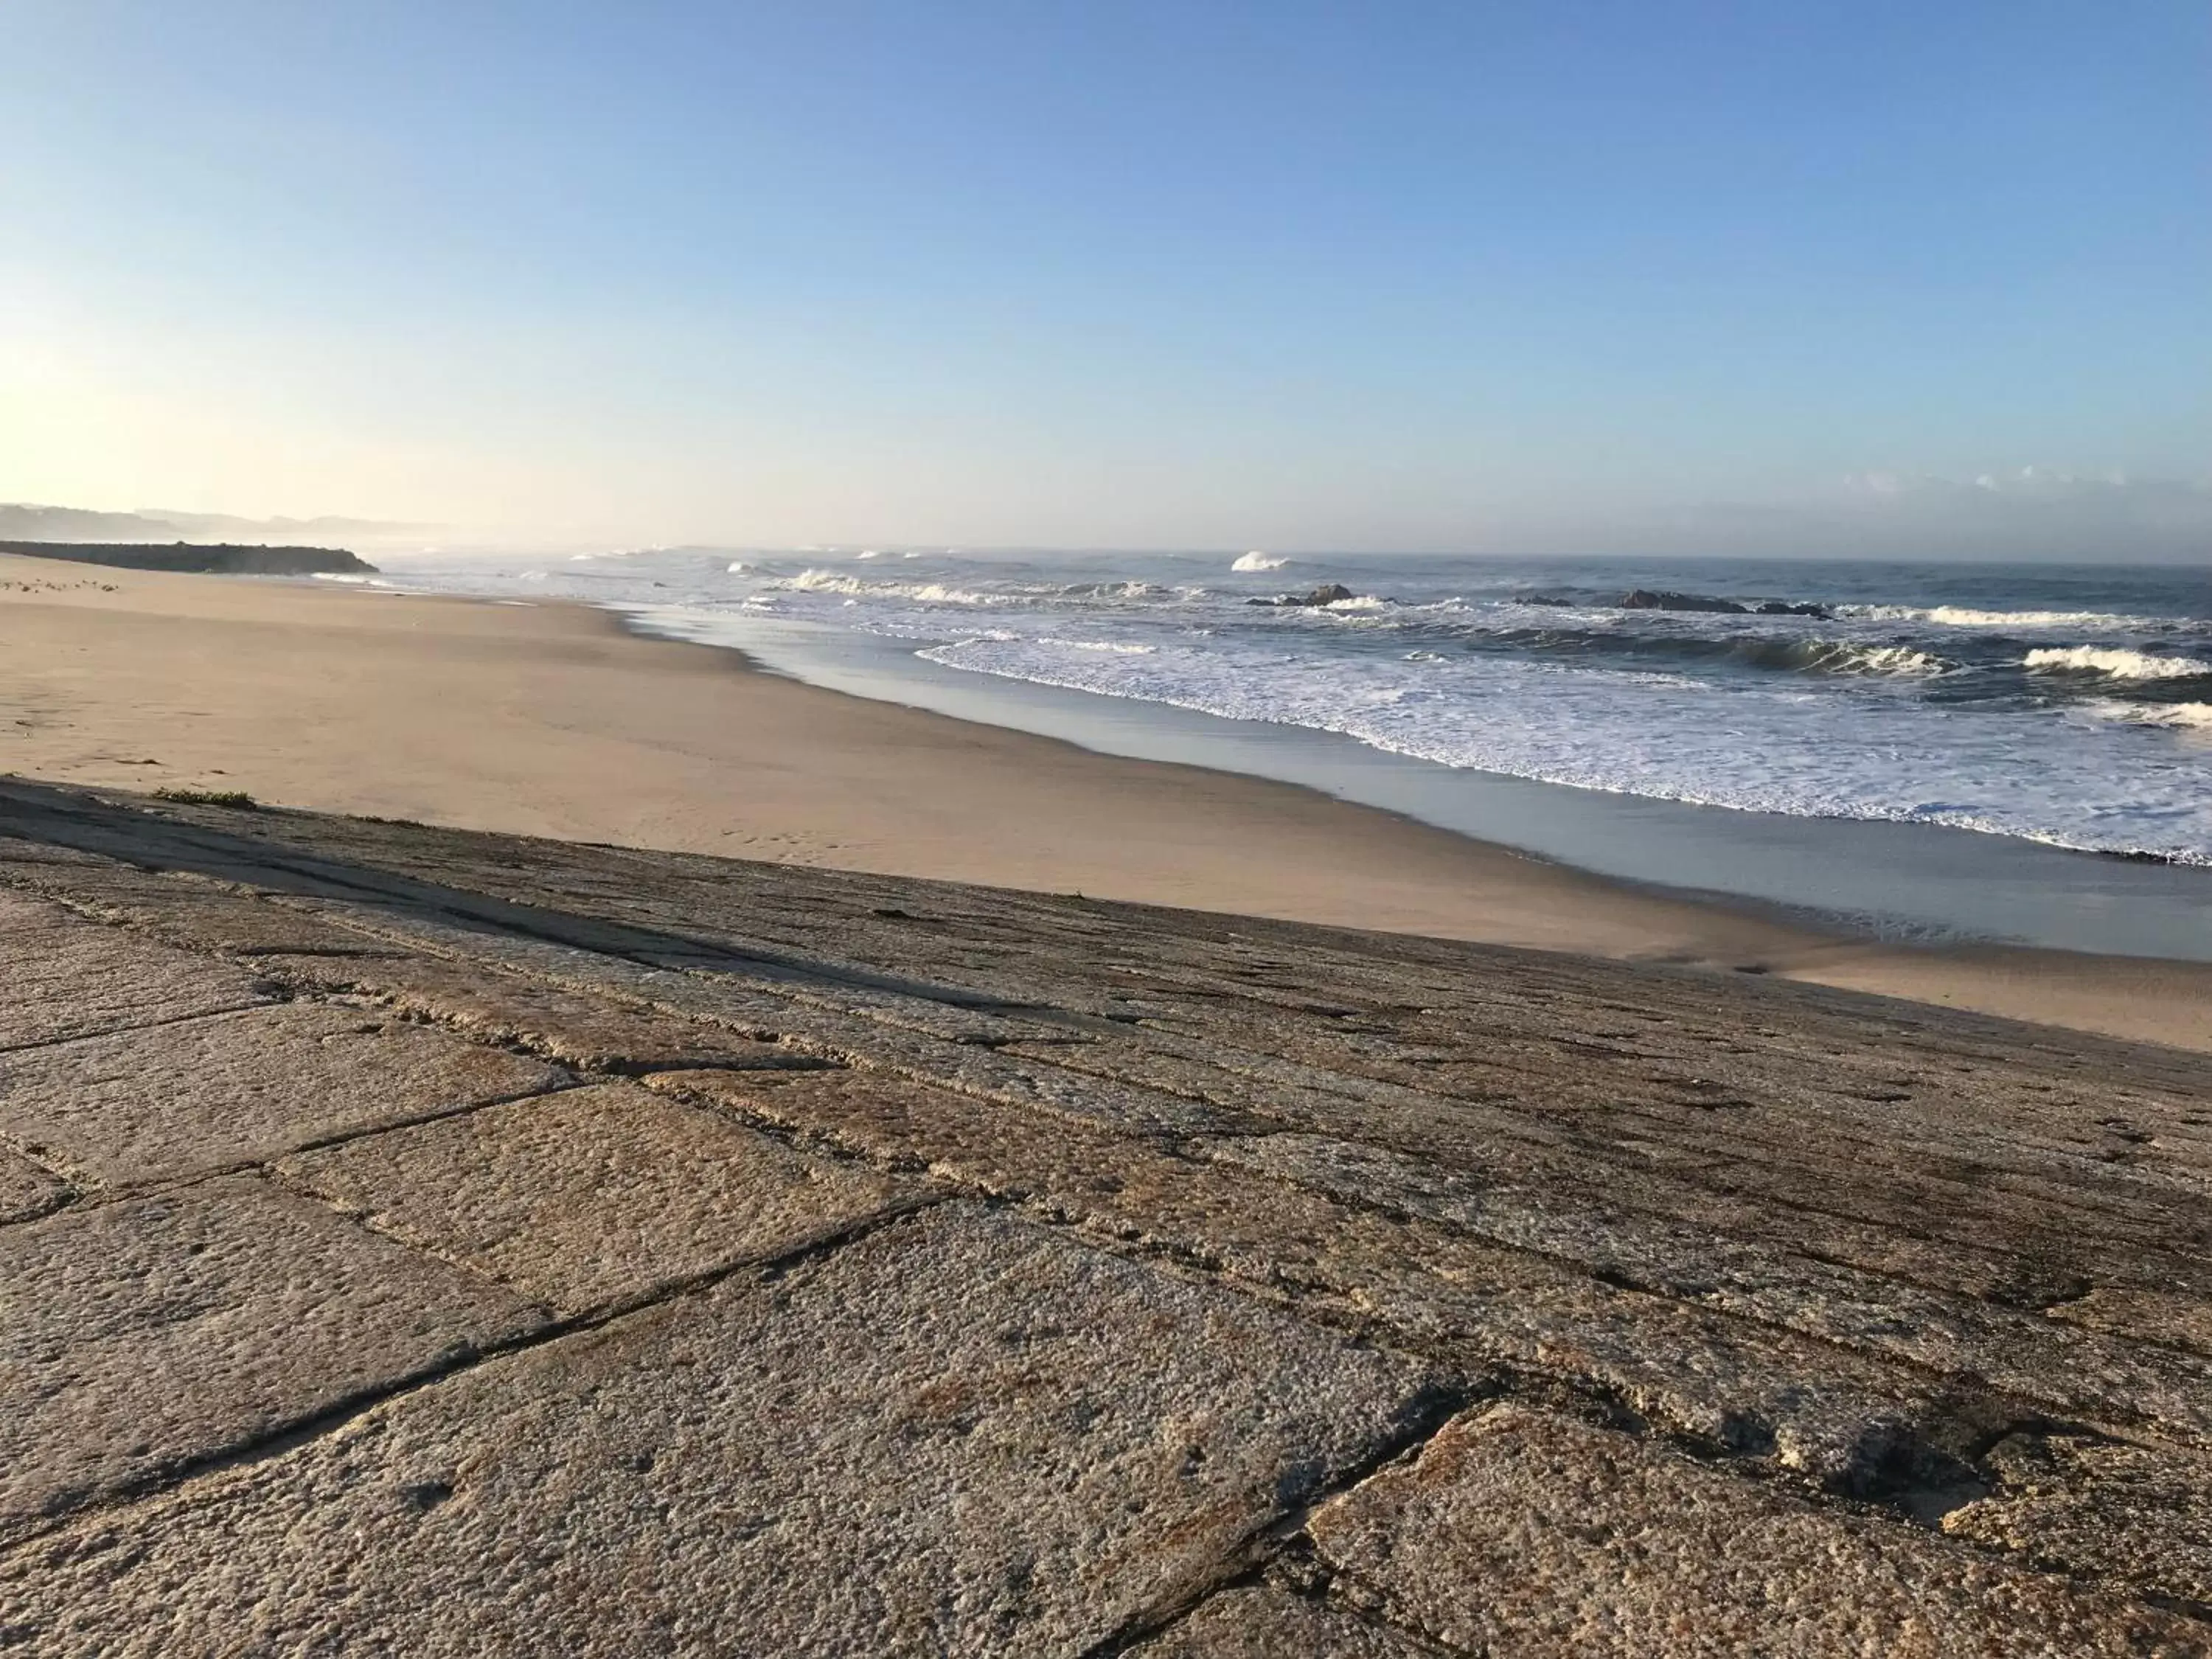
[2085,700,2212,732]
[2024,646,2212,681]
[1231,551,1287,571]
[1839,603,2178,632]
[781,568,1007,606]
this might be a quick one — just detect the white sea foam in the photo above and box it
[1801,642,1948,676]
[911,632,2212,864]
[1231,551,1287,571]
[2087,699,2212,731]
[369,546,2212,868]
[2024,646,2212,680]
[1323,594,1386,611]
[1038,637,1157,654]
[726,561,748,574]
[1840,603,2169,630]
[856,549,881,560]
[782,568,1005,605]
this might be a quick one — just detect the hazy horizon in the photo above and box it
[4,3,2206,560]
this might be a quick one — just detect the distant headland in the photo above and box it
[0,540,375,575]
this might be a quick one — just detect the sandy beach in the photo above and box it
[3,550,2207,1051]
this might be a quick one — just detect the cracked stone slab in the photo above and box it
[2,866,406,959]
[278,1081,921,1315]
[2051,1287,2212,1359]
[1943,1431,2212,1609]
[252,952,842,1074]
[1204,1131,2212,1445]
[0,1175,543,1545]
[287,897,1073,1046]
[1130,1586,1431,1657]
[647,1069,2014,1491]
[0,1001,567,1189]
[0,1205,1450,1658]
[1308,1405,2201,1658]
[0,1147,68,1224]
[0,891,271,1051]
[288,908,1245,1135]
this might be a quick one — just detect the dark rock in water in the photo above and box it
[1756,600,1832,619]
[1249,582,1360,608]
[1522,595,1577,608]
[0,540,375,576]
[1618,589,1750,615]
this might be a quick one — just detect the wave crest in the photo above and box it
[780,568,1006,606]
[1231,551,1287,571]
[1837,603,2174,631]
[2086,699,2212,732]
[2024,646,2212,681]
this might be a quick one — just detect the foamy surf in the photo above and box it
[358,547,2212,869]
[1839,603,2185,632]
[2087,699,2212,732]
[1231,551,1287,571]
[2025,646,2212,680]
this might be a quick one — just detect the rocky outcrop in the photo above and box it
[0,777,2206,1655]
[0,540,375,575]
[1248,581,1360,608]
[1614,588,1832,619]
[1619,588,1748,613]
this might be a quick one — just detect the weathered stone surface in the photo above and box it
[0,1175,542,1545]
[1309,1405,2203,1657]
[0,1001,566,1189]
[1205,1130,2212,1444]
[1132,1586,1430,1657]
[0,891,268,1051]
[648,1070,2007,1490]
[0,1206,1447,1657]
[2053,1286,2212,1358]
[279,1082,920,1315]
[3,782,2209,1644]
[4,866,404,959]
[0,1147,67,1224]
[254,951,837,1074]
[1944,1431,2212,1608]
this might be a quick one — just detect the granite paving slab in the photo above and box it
[253,951,838,1074]
[278,1080,922,1315]
[0,1175,543,1545]
[1,780,2209,1647]
[1131,1585,1430,1657]
[0,1205,1448,1658]
[1943,1430,2212,1608]
[1307,1404,2204,1657]
[0,891,270,1051]
[0,1147,68,1225]
[647,1069,2015,1492]
[0,1000,567,1189]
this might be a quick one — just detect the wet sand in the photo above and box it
[3,551,2206,1050]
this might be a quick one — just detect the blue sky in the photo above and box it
[2,1,2206,552]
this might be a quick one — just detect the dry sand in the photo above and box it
[3,551,2206,1051]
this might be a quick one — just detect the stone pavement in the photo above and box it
[1,776,2208,1655]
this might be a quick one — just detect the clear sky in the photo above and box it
[3,1,2206,554]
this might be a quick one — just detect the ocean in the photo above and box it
[355,547,2212,956]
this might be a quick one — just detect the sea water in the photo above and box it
[364,547,2212,953]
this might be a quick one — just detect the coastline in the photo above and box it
[4,550,2208,1051]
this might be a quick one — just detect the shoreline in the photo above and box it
[622,603,2212,962]
[3,550,2208,1051]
